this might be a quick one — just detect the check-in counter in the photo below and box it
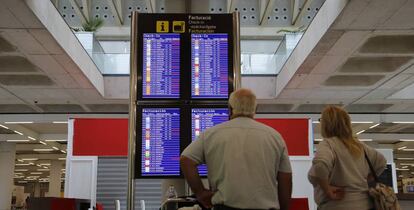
[27,197,90,210]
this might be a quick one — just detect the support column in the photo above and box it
[48,160,62,197]
[0,142,16,210]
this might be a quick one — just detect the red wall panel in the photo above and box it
[73,118,128,156]
[290,198,309,210]
[256,118,310,156]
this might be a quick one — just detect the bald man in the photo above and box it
[181,89,292,210]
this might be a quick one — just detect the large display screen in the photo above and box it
[141,108,180,176]
[142,33,180,99]
[191,108,229,175]
[191,34,229,99]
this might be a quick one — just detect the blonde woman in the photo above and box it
[308,106,387,210]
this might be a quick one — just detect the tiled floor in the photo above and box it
[400,200,414,210]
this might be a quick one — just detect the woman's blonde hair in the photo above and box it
[320,105,363,157]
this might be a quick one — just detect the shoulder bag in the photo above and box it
[364,151,401,210]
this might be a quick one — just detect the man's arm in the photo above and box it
[180,156,213,208]
[277,172,292,210]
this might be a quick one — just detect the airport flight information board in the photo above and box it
[192,108,229,175]
[142,33,180,99]
[191,34,229,99]
[141,108,181,176]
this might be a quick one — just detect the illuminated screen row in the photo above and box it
[140,107,229,177]
[142,33,230,99]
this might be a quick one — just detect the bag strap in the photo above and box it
[364,149,379,183]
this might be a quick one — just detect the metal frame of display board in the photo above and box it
[127,12,241,210]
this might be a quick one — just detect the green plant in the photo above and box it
[82,18,104,32]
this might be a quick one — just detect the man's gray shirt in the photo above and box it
[182,117,292,209]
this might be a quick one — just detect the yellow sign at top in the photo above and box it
[172,21,185,33]
[156,21,169,33]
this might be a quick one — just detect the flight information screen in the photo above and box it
[191,34,229,99]
[141,108,180,176]
[142,33,180,99]
[191,108,229,175]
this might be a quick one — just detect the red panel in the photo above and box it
[73,119,128,156]
[256,118,310,156]
[51,198,76,210]
[290,198,309,210]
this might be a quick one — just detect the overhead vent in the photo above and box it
[0,127,15,134]
[0,35,16,52]
[0,75,54,86]
[257,104,293,112]
[338,57,412,73]
[295,104,341,112]
[359,35,414,54]
[323,75,384,86]
[396,126,414,134]
[0,56,40,73]
[37,104,85,113]
[86,104,128,112]
[345,104,393,112]
[0,104,36,113]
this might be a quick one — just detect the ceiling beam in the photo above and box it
[259,0,276,26]
[292,0,312,27]
[68,0,88,25]
[227,0,234,13]
[107,0,123,25]
[145,0,155,13]
[291,0,301,25]
[81,0,91,22]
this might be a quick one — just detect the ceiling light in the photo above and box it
[14,172,23,175]
[14,131,24,135]
[0,124,9,129]
[37,169,50,171]
[15,169,28,172]
[29,162,35,165]
[392,121,414,124]
[400,139,414,142]
[28,136,36,141]
[45,139,67,142]
[314,139,323,142]
[351,121,374,124]
[33,149,54,152]
[4,121,33,124]
[30,172,42,175]
[21,158,38,161]
[18,181,28,183]
[17,159,24,162]
[359,139,373,142]
[356,130,366,135]
[6,140,30,142]
[396,168,410,171]
[403,149,414,151]
[43,166,48,169]
[16,164,31,166]
[36,164,41,167]
[40,163,51,166]
[53,121,68,124]
[397,158,414,160]
[52,147,59,150]
[398,146,408,150]
[39,141,47,145]
[58,158,66,160]
[61,150,66,154]
[312,121,319,124]
[369,123,380,129]
[402,166,409,169]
